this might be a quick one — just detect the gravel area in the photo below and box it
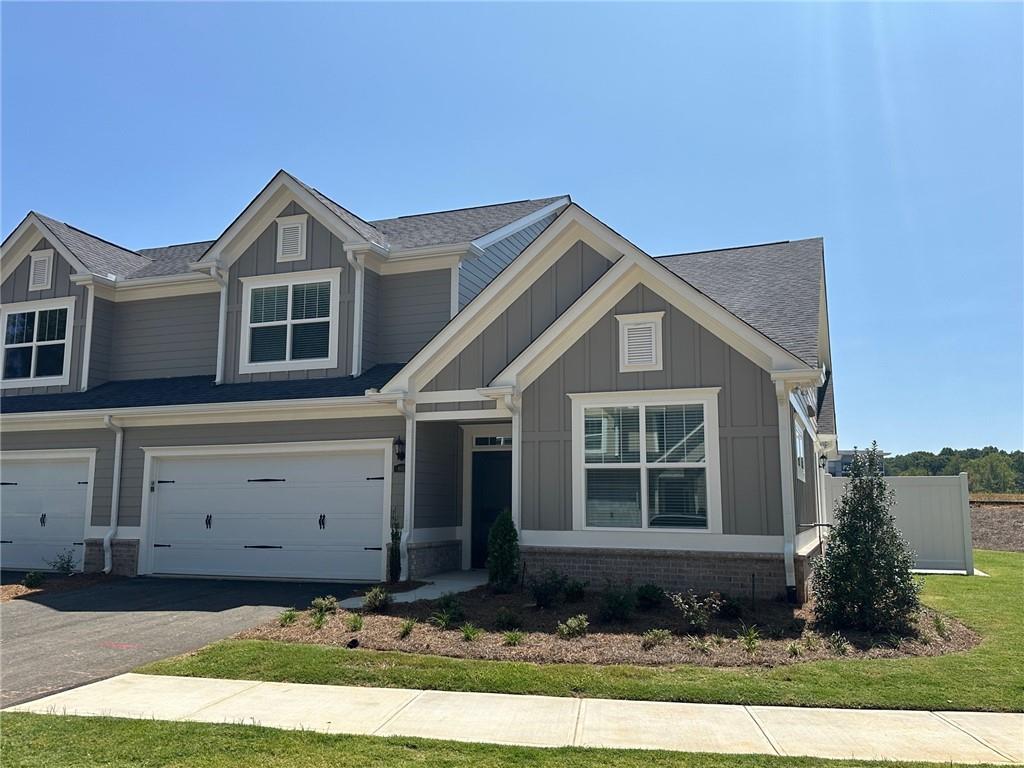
[972,504,1024,552]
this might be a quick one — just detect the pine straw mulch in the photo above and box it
[239,585,978,668]
[971,503,1024,552]
[0,572,119,603]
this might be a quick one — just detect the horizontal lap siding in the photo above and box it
[88,297,115,386]
[521,284,783,536]
[108,294,218,380]
[362,269,380,370]
[413,421,459,528]
[375,269,450,364]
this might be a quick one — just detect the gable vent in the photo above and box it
[624,323,656,366]
[28,250,53,291]
[617,312,664,372]
[276,214,307,262]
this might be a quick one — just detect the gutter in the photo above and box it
[102,415,124,574]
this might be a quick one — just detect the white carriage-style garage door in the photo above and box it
[145,441,390,581]
[1,450,93,572]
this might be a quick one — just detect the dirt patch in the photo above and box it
[0,573,119,603]
[970,492,1024,504]
[239,585,977,668]
[972,504,1024,552]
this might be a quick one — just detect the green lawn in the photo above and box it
[0,713,1005,768]
[141,550,1024,712]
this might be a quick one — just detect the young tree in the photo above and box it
[966,453,1018,493]
[486,511,520,593]
[814,443,921,633]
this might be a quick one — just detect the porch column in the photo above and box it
[775,381,798,601]
[503,392,522,531]
[398,397,416,581]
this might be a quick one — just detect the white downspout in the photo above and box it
[397,396,416,581]
[346,251,364,377]
[211,265,228,385]
[102,415,124,574]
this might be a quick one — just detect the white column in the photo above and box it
[347,251,364,377]
[504,392,522,531]
[776,381,798,599]
[399,398,416,581]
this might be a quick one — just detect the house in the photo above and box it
[0,171,838,602]
[828,448,888,477]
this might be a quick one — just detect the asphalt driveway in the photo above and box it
[0,573,367,708]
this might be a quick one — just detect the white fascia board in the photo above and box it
[70,271,219,302]
[1,214,89,283]
[379,204,627,395]
[364,251,465,276]
[470,197,571,251]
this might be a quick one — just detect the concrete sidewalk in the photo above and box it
[6,673,1022,764]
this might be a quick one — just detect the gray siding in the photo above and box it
[117,417,404,527]
[413,421,459,528]
[88,297,114,386]
[108,294,218,380]
[361,268,381,370]
[520,284,783,536]
[374,269,451,364]
[794,409,817,528]
[458,212,559,310]
[1,429,116,527]
[1,239,90,395]
[223,203,355,383]
[424,240,611,391]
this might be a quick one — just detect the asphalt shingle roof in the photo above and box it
[0,364,404,414]
[656,238,824,368]
[287,173,389,249]
[34,213,152,278]
[132,241,215,277]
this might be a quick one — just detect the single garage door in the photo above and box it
[1,453,91,572]
[147,445,387,581]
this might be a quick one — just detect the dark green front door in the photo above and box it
[471,451,512,569]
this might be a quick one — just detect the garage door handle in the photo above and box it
[1,540,12,544]
[318,514,326,530]
[153,544,172,548]
[365,476,384,481]
[1,481,17,486]
[39,513,46,527]
[205,514,212,529]
[248,478,286,483]
[244,545,283,549]
[364,546,382,551]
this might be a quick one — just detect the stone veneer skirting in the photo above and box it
[84,539,140,576]
[406,540,462,579]
[520,545,819,603]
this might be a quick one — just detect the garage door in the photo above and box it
[147,446,387,581]
[1,453,90,572]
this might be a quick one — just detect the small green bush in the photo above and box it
[669,590,723,632]
[563,579,587,603]
[397,618,416,639]
[718,595,744,620]
[21,571,45,589]
[278,608,298,626]
[827,631,851,656]
[494,607,522,631]
[310,611,328,630]
[687,635,712,655]
[429,608,458,630]
[709,633,725,647]
[787,641,801,658]
[502,630,524,647]
[433,593,465,622]
[598,585,636,623]
[362,586,392,614]
[640,628,672,650]
[555,614,589,639]
[802,632,820,651]
[45,549,77,576]
[636,584,666,611]
[345,613,364,632]
[486,511,520,592]
[460,622,482,642]
[738,623,760,655]
[932,613,950,640]
[528,570,566,609]
[309,595,339,614]
[388,527,402,584]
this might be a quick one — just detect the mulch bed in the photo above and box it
[0,572,119,603]
[239,585,977,668]
[972,504,1024,552]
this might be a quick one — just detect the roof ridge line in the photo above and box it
[373,196,563,222]
[139,238,216,250]
[36,212,152,262]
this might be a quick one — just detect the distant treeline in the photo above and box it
[884,447,1023,493]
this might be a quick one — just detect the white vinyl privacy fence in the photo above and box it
[824,473,973,575]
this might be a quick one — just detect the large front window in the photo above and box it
[575,391,720,531]
[1,297,74,387]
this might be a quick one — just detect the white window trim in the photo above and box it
[28,249,54,291]
[569,387,722,534]
[794,417,806,483]
[238,268,341,375]
[275,214,308,263]
[1,296,76,390]
[616,311,664,373]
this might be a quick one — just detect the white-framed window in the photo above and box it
[794,418,806,482]
[275,214,308,262]
[570,388,722,533]
[1,296,75,388]
[238,268,341,374]
[616,311,664,372]
[28,249,54,291]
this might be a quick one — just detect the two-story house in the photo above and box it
[0,170,837,601]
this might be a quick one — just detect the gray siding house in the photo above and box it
[0,170,838,601]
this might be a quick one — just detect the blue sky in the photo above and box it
[2,2,1021,453]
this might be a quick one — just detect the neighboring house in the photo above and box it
[827,449,888,477]
[0,170,838,602]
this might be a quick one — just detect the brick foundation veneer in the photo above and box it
[520,545,819,603]
[83,539,140,576]
[407,540,462,579]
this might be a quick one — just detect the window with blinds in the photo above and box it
[582,402,708,529]
[247,280,331,364]
[275,214,307,262]
[616,312,664,372]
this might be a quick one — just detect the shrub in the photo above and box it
[598,585,636,623]
[563,579,587,603]
[709,633,726,647]
[21,571,45,589]
[687,635,712,655]
[636,584,666,611]
[45,549,77,576]
[932,613,950,640]
[668,590,723,632]
[528,570,566,609]
[502,630,524,647]
[494,607,522,631]
[388,527,402,584]
[718,595,744,620]
[433,593,465,622]
[801,632,820,651]
[397,618,417,639]
[827,631,851,656]
[738,623,760,655]
[460,622,482,642]
[813,443,921,634]
[309,595,339,614]
[310,611,328,630]
[556,614,589,639]
[345,613,364,632]
[429,609,458,630]
[486,511,519,592]
[787,641,801,658]
[362,586,392,614]
[278,608,298,626]
[640,628,672,650]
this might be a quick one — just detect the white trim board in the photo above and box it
[460,422,513,569]
[1,213,90,285]
[1,295,77,390]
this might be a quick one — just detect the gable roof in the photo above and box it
[32,213,153,278]
[132,241,216,278]
[656,238,824,368]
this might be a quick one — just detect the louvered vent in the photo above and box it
[29,251,52,290]
[276,215,307,262]
[623,322,657,367]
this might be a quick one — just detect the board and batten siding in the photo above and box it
[107,294,218,380]
[458,212,560,310]
[0,239,90,395]
[373,269,451,364]
[223,203,355,383]
[423,240,612,392]
[413,421,460,528]
[520,284,783,536]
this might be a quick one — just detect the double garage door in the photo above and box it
[147,445,388,581]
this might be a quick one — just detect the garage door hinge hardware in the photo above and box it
[365,476,384,481]
[1,540,12,544]
[318,514,326,530]
[77,481,89,485]
[205,514,212,530]
[157,480,176,484]
[0,482,16,486]
[248,478,286,483]
[39,514,46,527]
[244,544,283,549]
[364,547,382,551]
[73,542,84,546]
[153,544,171,548]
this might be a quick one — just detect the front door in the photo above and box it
[471,451,512,569]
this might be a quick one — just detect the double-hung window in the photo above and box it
[572,389,722,532]
[238,268,341,374]
[1,296,75,388]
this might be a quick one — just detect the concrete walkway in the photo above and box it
[340,570,487,609]
[7,673,1022,764]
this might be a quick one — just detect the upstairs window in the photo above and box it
[617,312,664,372]
[276,214,307,262]
[28,250,53,291]
[238,269,340,374]
[1,297,75,388]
